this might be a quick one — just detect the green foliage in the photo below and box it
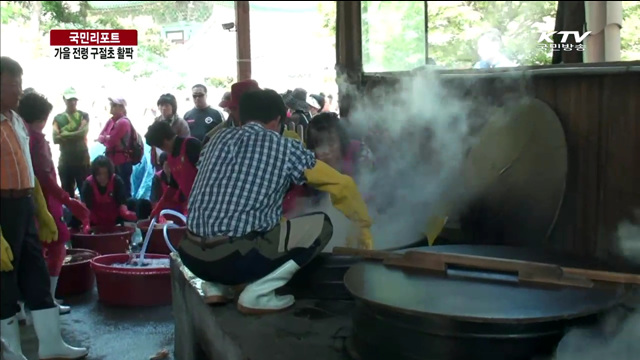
[318,1,336,48]
[325,1,640,72]
[111,61,132,73]
[90,1,214,25]
[3,1,174,78]
[621,1,640,61]
[1,1,29,24]
[357,1,559,72]
[205,76,235,89]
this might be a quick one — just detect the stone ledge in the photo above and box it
[170,254,354,360]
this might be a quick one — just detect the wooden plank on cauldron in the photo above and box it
[399,250,564,278]
[333,246,640,285]
[381,252,593,288]
[332,247,398,260]
[518,270,594,288]
[399,250,640,285]
[562,267,640,285]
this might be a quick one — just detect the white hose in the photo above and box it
[160,209,186,254]
[138,209,186,262]
[137,216,157,263]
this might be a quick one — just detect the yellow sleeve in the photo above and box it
[33,178,59,243]
[283,129,305,147]
[423,215,449,246]
[33,178,48,217]
[304,160,373,249]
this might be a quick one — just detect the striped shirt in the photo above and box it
[188,122,316,237]
[1,111,35,190]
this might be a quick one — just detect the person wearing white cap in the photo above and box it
[52,87,91,198]
[97,97,135,197]
[306,94,326,117]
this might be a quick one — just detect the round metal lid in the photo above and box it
[460,98,568,246]
[344,245,625,324]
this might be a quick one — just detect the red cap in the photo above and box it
[219,79,260,109]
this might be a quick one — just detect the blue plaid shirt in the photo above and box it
[187,122,316,237]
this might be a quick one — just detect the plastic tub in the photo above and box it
[70,225,134,255]
[137,216,186,255]
[90,253,172,307]
[56,248,99,298]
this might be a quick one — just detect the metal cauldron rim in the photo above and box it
[343,245,627,325]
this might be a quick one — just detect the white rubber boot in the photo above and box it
[31,307,88,360]
[0,316,27,360]
[2,337,28,360]
[237,260,301,314]
[200,281,235,304]
[50,276,71,315]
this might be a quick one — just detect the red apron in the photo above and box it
[166,138,198,200]
[155,170,185,213]
[88,174,119,229]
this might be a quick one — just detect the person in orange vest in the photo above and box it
[0,55,88,360]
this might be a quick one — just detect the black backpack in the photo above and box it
[120,117,144,165]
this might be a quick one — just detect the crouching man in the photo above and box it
[179,89,373,315]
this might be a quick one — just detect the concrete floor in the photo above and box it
[19,287,175,360]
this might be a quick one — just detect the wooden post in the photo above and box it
[335,1,363,118]
[235,1,251,81]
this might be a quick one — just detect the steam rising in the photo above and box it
[340,69,477,249]
[555,211,640,360]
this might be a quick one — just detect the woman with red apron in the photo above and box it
[19,92,91,315]
[150,152,186,214]
[81,156,137,231]
[144,121,202,219]
[284,112,375,217]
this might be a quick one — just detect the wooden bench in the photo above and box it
[170,253,355,360]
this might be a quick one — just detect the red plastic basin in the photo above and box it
[137,217,186,255]
[70,225,134,255]
[56,248,99,298]
[90,253,171,307]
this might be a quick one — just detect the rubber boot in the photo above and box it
[0,316,27,360]
[31,307,88,360]
[237,260,301,315]
[2,337,28,360]
[200,281,235,304]
[50,276,71,315]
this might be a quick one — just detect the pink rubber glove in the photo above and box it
[64,198,90,227]
[118,205,137,222]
